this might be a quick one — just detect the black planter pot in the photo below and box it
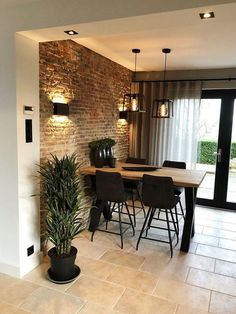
[104,146,113,166]
[48,246,80,283]
[94,147,105,168]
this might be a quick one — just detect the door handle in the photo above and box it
[214,148,222,163]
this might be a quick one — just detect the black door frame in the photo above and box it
[197,89,236,210]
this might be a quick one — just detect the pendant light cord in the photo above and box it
[134,52,137,80]
[163,52,167,98]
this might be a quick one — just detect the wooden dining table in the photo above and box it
[80,162,206,253]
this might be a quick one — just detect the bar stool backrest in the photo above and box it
[126,157,147,165]
[142,174,176,209]
[96,170,125,203]
[163,160,186,169]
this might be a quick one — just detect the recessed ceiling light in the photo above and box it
[199,12,215,19]
[64,30,78,35]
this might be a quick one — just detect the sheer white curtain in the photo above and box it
[129,81,202,169]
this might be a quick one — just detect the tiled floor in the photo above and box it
[1,205,236,313]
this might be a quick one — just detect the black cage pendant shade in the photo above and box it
[152,48,173,118]
[120,48,145,117]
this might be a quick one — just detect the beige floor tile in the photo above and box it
[192,233,219,247]
[0,280,39,307]
[99,249,145,269]
[140,256,189,282]
[76,256,115,280]
[79,302,120,314]
[0,273,19,290]
[172,252,215,272]
[0,301,30,314]
[196,207,236,224]
[196,218,236,232]
[215,259,236,278]
[114,288,176,314]
[153,278,210,311]
[23,260,78,292]
[195,225,204,234]
[187,268,236,296]
[202,226,236,241]
[218,238,236,251]
[129,240,173,261]
[72,237,108,259]
[106,265,158,294]
[67,275,125,308]
[20,286,84,314]
[81,228,133,251]
[196,244,236,263]
[176,304,210,314]
[175,241,198,254]
[210,291,236,314]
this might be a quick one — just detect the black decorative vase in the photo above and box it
[94,147,105,168]
[48,246,80,283]
[104,146,113,166]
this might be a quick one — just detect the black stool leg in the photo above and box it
[165,208,173,258]
[169,208,179,244]
[118,203,123,249]
[174,205,179,234]
[131,195,136,227]
[137,188,146,218]
[136,207,152,250]
[179,199,185,220]
[146,207,156,236]
[124,202,135,236]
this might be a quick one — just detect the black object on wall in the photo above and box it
[25,119,33,143]
[53,102,69,116]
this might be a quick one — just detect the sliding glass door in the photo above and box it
[196,89,236,210]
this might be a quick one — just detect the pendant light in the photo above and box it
[152,48,173,118]
[119,48,145,119]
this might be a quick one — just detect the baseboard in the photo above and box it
[0,251,43,278]
[0,261,20,278]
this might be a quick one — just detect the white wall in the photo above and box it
[0,29,20,276]
[16,34,40,277]
[1,0,235,277]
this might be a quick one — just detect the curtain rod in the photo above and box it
[135,77,236,83]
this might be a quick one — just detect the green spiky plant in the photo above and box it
[39,153,88,256]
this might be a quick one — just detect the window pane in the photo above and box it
[197,99,221,200]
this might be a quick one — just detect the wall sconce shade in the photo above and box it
[119,111,128,120]
[53,102,69,116]
[152,99,173,118]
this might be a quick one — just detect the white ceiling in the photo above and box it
[0,0,38,10]
[20,2,236,71]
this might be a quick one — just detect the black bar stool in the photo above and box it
[162,160,186,220]
[136,174,179,257]
[123,157,147,226]
[92,170,135,249]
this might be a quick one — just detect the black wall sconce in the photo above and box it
[119,111,128,120]
[53,102,69,116]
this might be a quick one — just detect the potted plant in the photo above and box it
[89,137,116,167]
[38,153,88,283]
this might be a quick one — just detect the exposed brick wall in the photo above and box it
[39,40,131,249]
[39,40,131,164]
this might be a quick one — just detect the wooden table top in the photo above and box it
[80,162,206,188]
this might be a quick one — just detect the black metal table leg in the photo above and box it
[180,187,197,252]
